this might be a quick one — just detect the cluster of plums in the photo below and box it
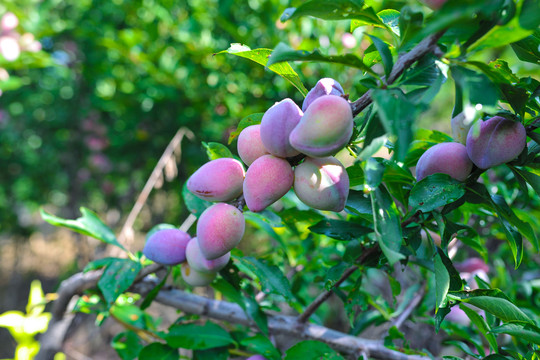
[416,115,527,181]
[143,78,352,286]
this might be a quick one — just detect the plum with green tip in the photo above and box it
[290,95,353,157]
[143,229,191,265]
[181,263,216,287]
[243,154,294,212]
[186,238,230,273]
[260,98,303,158]
[294,157,349,212]
[466,116,526,169]
[187,158,245,202]
[451,112,473,145]
[302,78,344,112]
[237,124,269,165]
[415,142,472,181]
[197,203,245,260]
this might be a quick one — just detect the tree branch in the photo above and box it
[350,30,446,117]
[132,278,430,360]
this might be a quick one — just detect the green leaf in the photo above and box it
[468,16,533,52]
[519,0,540,30]
[511,30,540,64]
[490,322,540,345]
[365,157,385,189]
[228,113,264,144]
[217,44,308,96]
[140,268,170,310]
[267,42,376,75]
[238,257,293,301]
[202,142,234,160]
[370,186,405,265]
[165,322,235,350]
[41,207,124,250]
[212,279,269,336]
[282,0,379,24]
[447,289,533,324]
[138,343,178,360]
[98,258,142,306]
[513,166,540,198]
[434,252,450,311]
[182,182,212,218]
[309,219,372,241]
[345,190,372,216]
[350,7,396,32]
[324,262,349,290]
[409,174,466,213]
[377,9,400,36]
[372,88,421,161]
[346,163,365,187]
[83,257,117,273]
[193,347,229,360]
[112,331,144,360]
[284,340,345,360]
[241,335,282,360]
[367,35,393,77]
[451,66,499,108]
[459,305,498,352]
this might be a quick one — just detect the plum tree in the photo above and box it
[143,229,191,265]
[187,158,245,202]
[415,142,473,181]
[243,154,294,212]
[197,203,245,260]
[259,98,303,158]
[466,116,527,169]
[289,95,353,157]
[293,156,349,212]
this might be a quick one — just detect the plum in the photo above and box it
[186,238,230,273]
[197,203,245,260]
[181,263,216,287]
[289,95,353,157]
[187,158,245,202]
[302,78,344,112]
[466,116,526,169]
[143,229,191,265]
[415,142,472,181]
[260,98,303,158]
[243,154,294,212]
[293,157,349,212]
[237,124,269,165]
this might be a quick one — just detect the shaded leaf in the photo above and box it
[98,258,142,306]
[309,219,372,241]
[139,343,178,360]
[238,257,293,301]
[165,322,235,349]
[284,340,345,360]
[367,35,393,77]
[228,113,264,144]
[490,322,540,345]
[409,174,466,213]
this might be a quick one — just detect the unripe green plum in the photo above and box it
[260,98,303,158]
[243,154,294,212]
[302,78,344,112]
[289,95,353,157]
[237,124,269,165]
[186,238,230,273]
[197,203,245,260]
[416,142,473,181]
[466,116,526,169]
[187,158,245,202]
[294,157,349,212]
[143,229,191,265]
[181,263,216,287]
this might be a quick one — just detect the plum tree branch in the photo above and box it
[350,30,446,117]
[132,278,430,360]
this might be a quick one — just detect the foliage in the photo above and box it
[3,0,540,359]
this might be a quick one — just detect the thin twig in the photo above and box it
[297,246,380,323]
[350,30,446,117]
[392,285,426,330]
[115,127,194,252]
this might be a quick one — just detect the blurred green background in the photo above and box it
[0,0,536,357]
